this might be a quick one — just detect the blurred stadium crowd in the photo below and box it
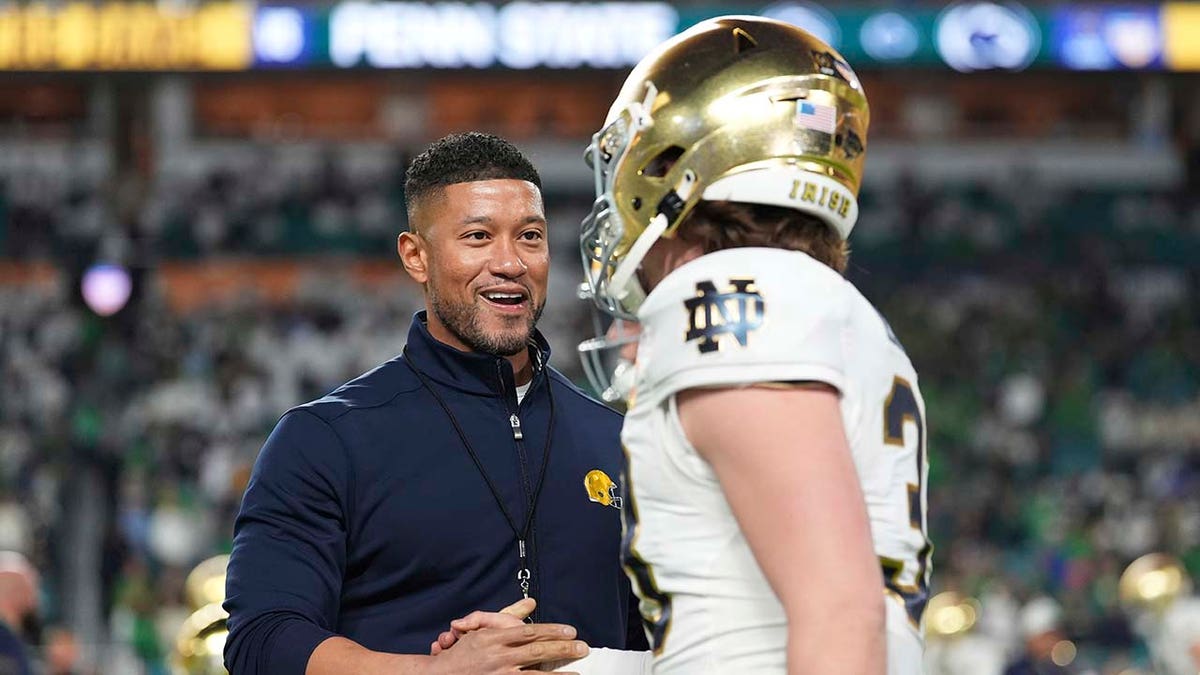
[0,6,1197,660]
[1,148,1197,673]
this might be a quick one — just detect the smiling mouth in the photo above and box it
[480,289,530,311]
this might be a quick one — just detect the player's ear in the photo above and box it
[398,230,430,285]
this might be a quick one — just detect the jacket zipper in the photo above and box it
[522,349,546,613]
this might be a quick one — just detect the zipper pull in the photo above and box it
[517,539,531,599]
[510,414,523,440]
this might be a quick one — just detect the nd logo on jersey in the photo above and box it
[684,278,766,353]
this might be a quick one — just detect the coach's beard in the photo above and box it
[431,291,544,357]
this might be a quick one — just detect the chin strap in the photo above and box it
[607,169,698,311]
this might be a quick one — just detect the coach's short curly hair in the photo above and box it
[405,132,541,225]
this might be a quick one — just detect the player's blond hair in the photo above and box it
[677,201,850,274]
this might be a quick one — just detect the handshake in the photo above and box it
[427,598,652,675]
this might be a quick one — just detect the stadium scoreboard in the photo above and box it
[0,0,1197,72]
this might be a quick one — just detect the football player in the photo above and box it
[923,592,1005,675]
[1120,553,1200,675]
[580,16,929,675]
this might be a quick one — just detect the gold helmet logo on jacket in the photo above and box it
[584,469,623,509]
[581,16,870,320]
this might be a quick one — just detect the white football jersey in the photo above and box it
[1147,598,1200,675]
[925,634,1006,675]
[621,247,929,675]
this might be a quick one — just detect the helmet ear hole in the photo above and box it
[640,145,685,178]
[732,27,758,54]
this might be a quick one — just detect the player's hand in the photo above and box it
[426,621,588,675]
[430,598,536,655]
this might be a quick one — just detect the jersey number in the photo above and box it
[880,377,932,627]
[620,457,672,653]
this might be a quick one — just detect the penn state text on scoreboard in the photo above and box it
[254,0,1200,72]
[0,1,1197,72]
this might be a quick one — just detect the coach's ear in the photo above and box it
[398,231,429,285]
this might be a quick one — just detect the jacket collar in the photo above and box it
[404,311,551,396]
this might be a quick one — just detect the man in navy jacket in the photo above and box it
[224,133,646,675]
[0,552,38,675]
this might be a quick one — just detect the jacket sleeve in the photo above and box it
[224,409,352,675]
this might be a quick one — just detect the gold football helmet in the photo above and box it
[1120,552,1192,613]
[170,603,229,675]
[185,554,230,611]
[581,15,870,319]
[172,554,231,675]
[925,591,981,639]
[584,469,623,509]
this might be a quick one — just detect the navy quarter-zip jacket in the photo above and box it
[224,312,645,674]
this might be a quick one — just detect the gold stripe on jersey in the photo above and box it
[620,443,674,655]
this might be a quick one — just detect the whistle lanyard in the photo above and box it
[403,348,556,601]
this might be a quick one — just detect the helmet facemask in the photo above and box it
[581,82,663,322]
[576,282,641,404]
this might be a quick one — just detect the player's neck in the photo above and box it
[642,238,705,291]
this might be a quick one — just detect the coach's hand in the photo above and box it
[431,598,535,655]
[427,621,588,675]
